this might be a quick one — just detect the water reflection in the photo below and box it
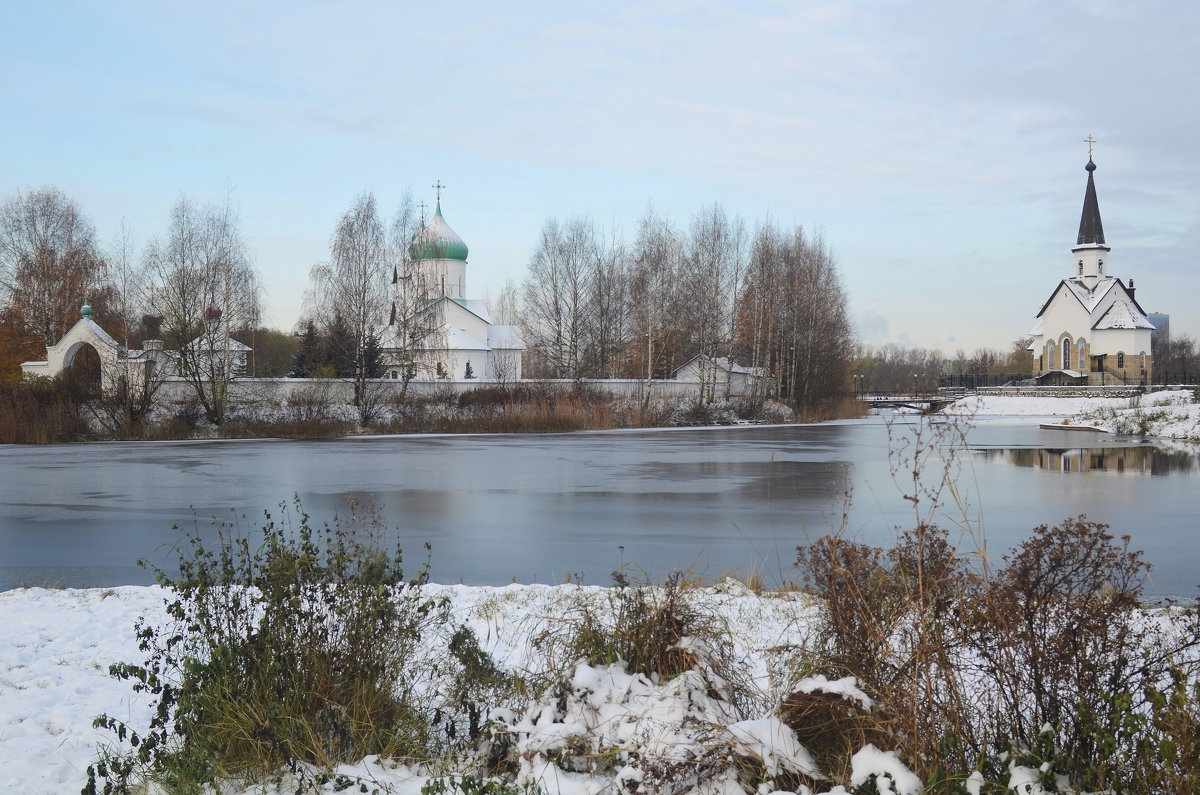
[3,422,1198,596]
[978,446,1199,476]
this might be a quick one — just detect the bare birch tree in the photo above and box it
[737,223,851,410]
[580,223,628,379]
[629,208,682,387]
[682,203,746,401]
[144,195,261,425]
[307,191,391,415]
[522,217,592,379]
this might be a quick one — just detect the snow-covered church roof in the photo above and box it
[440,323,488,351]
[1060,277,1118,314]
[487,324,525,350]
[1093,299,1155,330]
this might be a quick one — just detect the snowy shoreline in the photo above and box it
[5,575,1196,795]
[946,389,1200,443]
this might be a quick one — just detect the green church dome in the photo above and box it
[409,202,469,262]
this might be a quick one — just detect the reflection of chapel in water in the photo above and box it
[994,447,1198,476]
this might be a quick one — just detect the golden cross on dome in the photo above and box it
[417,200,428,224]
[1084,134,1097,159]
[432,180,445,202]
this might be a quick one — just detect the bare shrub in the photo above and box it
[796,522,980,784]
[0,378,87,443]
[797,507,1200,790]
[968,516,1200,789]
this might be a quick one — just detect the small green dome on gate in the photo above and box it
[408,202,469,262]
[81,301,92,317]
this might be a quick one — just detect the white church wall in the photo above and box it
[459,350,489,380]
[151,376,706,404]
[443,301,490,342]
[486,348,523,381]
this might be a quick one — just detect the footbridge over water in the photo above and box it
[859,394,960,414]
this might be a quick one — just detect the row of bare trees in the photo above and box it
[299,189,452,420]
[520,204,854,410]
[852,337,1037,393]
[0,185,263,424]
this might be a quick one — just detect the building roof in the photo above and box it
[1076,158,1106,246]
[440,323,488,351]
[78,317,120,349]
[409,202,469,262]
[1093,299,1156,330]
[184,333,252,352]
[1035,277,1117,319]
[1062,276,1118,312]
[674,355,765,378]
[487,324,526,350]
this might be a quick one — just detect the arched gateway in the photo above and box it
[21,302,156,389]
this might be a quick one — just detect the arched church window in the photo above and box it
[1098,259,1103,273]
[1078,260,1084,275]
[1117,352,1125,369]
[1063,341,1071,370]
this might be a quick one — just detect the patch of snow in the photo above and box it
[727,718,823,779]
[849,744,923,795]
[792,674,874,711]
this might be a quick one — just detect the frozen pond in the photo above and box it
[1,417,1197,597]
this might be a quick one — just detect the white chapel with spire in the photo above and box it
[378,189,525,381]
[1028,148,1155,385]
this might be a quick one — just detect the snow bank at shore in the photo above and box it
[0,582,1118,795]
[948,389,1200,441]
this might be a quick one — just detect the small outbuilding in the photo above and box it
[673,355,769,397]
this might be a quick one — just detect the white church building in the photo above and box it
[378,200,525,381]
[1028,157,1155,385]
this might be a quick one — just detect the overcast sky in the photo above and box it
[3,0,1197,353]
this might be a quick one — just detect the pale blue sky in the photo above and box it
[3,0,1197,352]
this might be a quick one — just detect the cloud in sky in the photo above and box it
[2,0,1198,350]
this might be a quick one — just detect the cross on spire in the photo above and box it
[1084,134,1097,160]
[417,200,428,224]
[432,180,445,202]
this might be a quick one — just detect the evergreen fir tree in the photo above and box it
[464,361,475,379]
[289,320,321,378]
[363,330,384,379]
[321,312,356,377]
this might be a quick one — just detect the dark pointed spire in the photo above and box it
[1076,158,1106,246]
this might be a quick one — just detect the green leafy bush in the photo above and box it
[86,498,449,794]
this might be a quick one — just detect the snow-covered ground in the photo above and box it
[6,579,1192,795]
[3,583,916,795]
[948,388,1200,442]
